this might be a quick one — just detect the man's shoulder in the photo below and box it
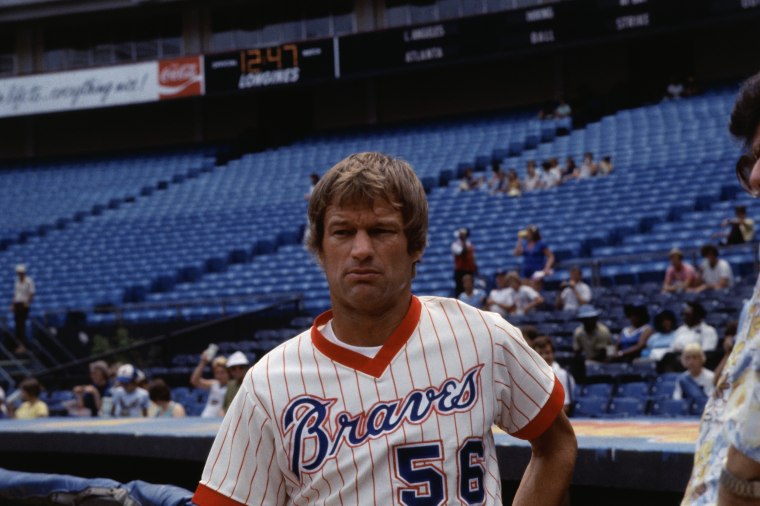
[419,295,505,326]
[248,329,312,378]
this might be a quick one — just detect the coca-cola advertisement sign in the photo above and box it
[158,56,203,100]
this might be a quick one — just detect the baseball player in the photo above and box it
[193,152,577,505]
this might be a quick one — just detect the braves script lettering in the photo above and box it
[282,365,483,478]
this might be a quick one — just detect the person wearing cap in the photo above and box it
[485,270,515,317]
[514,225,554,280]
[72,360,112,417]
[556,266,591,312]
[110,364,149,417]
[662,248,698,293]
[572,305,611,363]
[720,205,755,245]
[221,351,250,414]
[693,244,734,292]
[9,264,35,354]
[451,227,477,296]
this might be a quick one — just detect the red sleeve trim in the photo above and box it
[193,483,246,506]
[510,374,565,441]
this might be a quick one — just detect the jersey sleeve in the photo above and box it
[491,318,564,440]
[194,373,285,506]
[725,336,760,464]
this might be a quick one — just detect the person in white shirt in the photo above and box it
[556,266,592,312]
[10,264,35,354]
[673,343,714,401]
[524,160,541,191]
[540,161,560,189]
[111,364,149,417]
[191,350,229,418]
[693,244,734,292]
[486,270,515,317]
[670,301,718,352]
[506,271,544,315]
[532,336,575,415]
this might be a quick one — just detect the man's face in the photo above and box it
[570,269,581,282]
[319,199,421,317]
[537,345,554,365]
[495,274,507,288]
[705,252,717,266]
[670,255,682,268]
[683,306,696,327]
[462,275,474,292]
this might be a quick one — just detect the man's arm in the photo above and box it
[513,412,577,506]
[718,445,760,505]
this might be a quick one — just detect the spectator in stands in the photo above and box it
[451,227,477,296]
[457,274,485,309]
[11,378,48,419]
[9,264,34,355]
[597,156,614,176]
[72,360,111,417]
[556,267,592,312]
[641,309,677,361]
[662,248,698,293]
[506,169,522,197]
[305,172,320,200]
[505,271,544,315]
[664,76,684,100]
[693,244,734,292]
[573,305,611,362]
[540,160,560,189]
[712,320,738,384]
[148,379,186,418]
[524,160,541,191]
[487,162,507,194]
[485,270,514,317]
[561,156,577,182]
[514,225,554,280]
[613,303,653,362]
[111,364,149,417]
[683,70,760,506]
[554,97,572,119]
[671,301,718,352]
[191,350,229,418]
[673,343,714,404]
[720,205,755,245]
[577,152,597,179]
[458,167,482,192]
[532,336,575,415]
[222,351,250,414]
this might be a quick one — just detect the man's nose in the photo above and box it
[351,230,373,259]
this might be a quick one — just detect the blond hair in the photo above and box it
[211,356,227,368]
[306,152,428,256]
[681,342,706,366]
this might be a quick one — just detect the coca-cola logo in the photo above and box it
[158,56,203,99]
[160,63,199,85]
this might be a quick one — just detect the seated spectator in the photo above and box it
[540,160,560,189]
[577,152,597,179]
[148,379,186,418]
[554,98,572,118]
[487,162,507,194]
[673,343,714,404]
[671,301,718,352]
[72,360,112,417]
[720,205,755,245]
[514,225,554,280]
[532,336,575,415]
[613,303,653,362]
[523,161,541,191]
[304,172,319,200]
[505,271,544,315]
[573,305,611,362]
[485,270,514,317]
[222,351,250,414]
[506,169,522,197]
[458,274,486,309]
[12,378,48,419]
[556,267,592,312]
[662,248,698,293]
[191,350,229,418]
[597,156,613,176]
[111,364,149,417]
[458,168,482,192]
[693,244,733,292]
[641,309,677,361]
[561,157,577,182]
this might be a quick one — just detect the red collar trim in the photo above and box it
[311,296,422,378]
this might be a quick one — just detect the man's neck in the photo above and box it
[331,295,412,347]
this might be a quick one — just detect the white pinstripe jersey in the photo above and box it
[194,295,563,506]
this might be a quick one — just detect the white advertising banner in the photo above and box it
[0,62,161,118]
